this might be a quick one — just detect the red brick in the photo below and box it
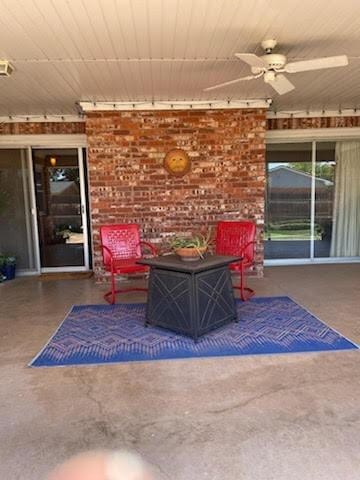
[267,116,360,130]
[0,121,85,135]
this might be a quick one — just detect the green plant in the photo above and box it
[170,231,212,258]
[268,221,323,233]
[0,254,16,266]
[269,222,310,231]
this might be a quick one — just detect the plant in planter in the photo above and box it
[170,232,212,262]
[0,255,16,281]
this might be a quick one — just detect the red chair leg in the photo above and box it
[240,263,245,301]
[233,264,255,301]
[111,270,116,304]
[104,270,149,305]
[104,287,149,304]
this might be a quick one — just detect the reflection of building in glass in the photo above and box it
[269,165,333,188]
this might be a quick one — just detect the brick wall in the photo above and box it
[86,109,267,280]
[0,121,85,135]
[2,113,355,280]
[267,115,360,130]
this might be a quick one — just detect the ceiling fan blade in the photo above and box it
[285,55,348,73]
[268,74,295,95]
[234,53,267,68]
[203,75,257,92]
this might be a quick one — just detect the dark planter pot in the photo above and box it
[1,264,16,280]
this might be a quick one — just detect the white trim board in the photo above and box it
[79,99,271,112]
[0,115,84,123]
[267,109,360,119]
[266,127,360,142]
[265,258,360,266]
[40,267,90,273]
[0,134,87,148]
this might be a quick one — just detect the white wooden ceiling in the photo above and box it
[1,0,360,115]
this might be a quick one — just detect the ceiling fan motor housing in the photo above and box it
[251,53,287,74]
[263,53,287,69]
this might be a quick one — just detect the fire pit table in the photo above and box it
[137,254,241,341]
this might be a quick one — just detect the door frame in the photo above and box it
[31,146,90,273]
[0,134,89,274]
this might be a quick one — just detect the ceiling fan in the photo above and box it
[204,39,348,95]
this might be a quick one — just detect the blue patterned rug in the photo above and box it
[30,297,358,367]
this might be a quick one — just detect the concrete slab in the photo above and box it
[0,265,359,479]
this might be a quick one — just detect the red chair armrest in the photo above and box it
[100,244,115,270]
[139,241,158,256]
[100,244,114,257]
[238,240,256,256]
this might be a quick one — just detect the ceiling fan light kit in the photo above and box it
[205,39,349,96]
[0,60,14,77]
[264,71,276,83]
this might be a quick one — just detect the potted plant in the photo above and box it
[0,255,16,280]
[170,232,212,262]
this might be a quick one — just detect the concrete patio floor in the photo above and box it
[0,265,359,480]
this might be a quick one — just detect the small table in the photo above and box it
[137,254,241,341]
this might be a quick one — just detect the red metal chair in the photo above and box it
[215,221,256,301]
[100,224,158,304]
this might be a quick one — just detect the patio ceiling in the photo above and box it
[1,0,360,115]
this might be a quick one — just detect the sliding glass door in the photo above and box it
[0,149,38,273]
[0,146,89,275]
[265,140,360,263]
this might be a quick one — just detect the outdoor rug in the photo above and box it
[30,296,358,367]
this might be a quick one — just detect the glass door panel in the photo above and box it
[265,143,312,259]
[32,148,86,269]
[0,149,37,272]
[314,142,336,258]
